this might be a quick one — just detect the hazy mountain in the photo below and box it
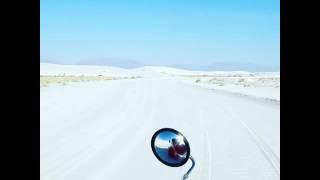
[41,57,145,69]
[41,57,279,72]
[170,62,279,72]
[77,58,145,69]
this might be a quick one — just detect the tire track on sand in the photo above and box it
[225,106,280,177]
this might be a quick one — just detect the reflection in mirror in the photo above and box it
[151,128,190,167]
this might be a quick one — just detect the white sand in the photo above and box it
[40,63,280,180]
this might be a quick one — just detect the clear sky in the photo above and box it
[41,0,279,71]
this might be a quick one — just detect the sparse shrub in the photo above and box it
[40,74,142,88]
[238,78,245,82]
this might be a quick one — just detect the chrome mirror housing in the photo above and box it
[151,128,195,179]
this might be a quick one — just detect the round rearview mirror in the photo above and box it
[151,128,190,167]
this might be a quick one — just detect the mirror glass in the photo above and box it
[151,128,190,167]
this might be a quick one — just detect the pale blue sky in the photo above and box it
[40,0,279,71]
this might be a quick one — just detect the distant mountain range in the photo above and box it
[41,57,144,69]
[78,58,145,69]
[41,58,279,72]
[170,62,280,72]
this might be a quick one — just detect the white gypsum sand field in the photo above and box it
[40,63,143,87]
[40,63,280,180]
[179,73,280,102]
[138,66,280,101]
[40,75,141,87]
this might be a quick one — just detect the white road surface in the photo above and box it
[40,77,280,180]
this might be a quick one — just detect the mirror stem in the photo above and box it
[182,156,195,180]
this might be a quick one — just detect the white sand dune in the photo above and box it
[40,63,144,76]
[40,63,279,101]
[179,75,280,101]
[41,64,279,180]
[137,66,254,76]
[41,63,274,77]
